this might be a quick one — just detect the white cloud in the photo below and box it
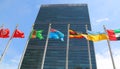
[0,56,20,69]
[96,18,109,23]
[96,49,120,69]
[10,56,20,64]
[0,63,17,69]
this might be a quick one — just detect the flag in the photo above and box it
[82,30,108,42]
[49,28,64,41]
[13,29,24,38]
[0,28,10,38]
[69,34,84,39]
[107,29,120,41]
[30,30,44,40]
[69,29,78,35]
[82,34,108,42]
[69,29,84,39]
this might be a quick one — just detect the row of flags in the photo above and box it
[1,27,120,42]
[70,29,120,42]
[0,28,24,38]
[30,28,120,42]
[0,26,25,63]
[0,25,119,69]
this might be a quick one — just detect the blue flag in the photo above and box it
[49,28,64,41]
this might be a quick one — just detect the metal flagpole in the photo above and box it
[65,24,70,69]
[17,24,34,69]
[0,24,18,63]
[0,24,4,38]
[85,24,92,69]
[41,23,51,69]
[0,24,4,55]
[103,25,116,69]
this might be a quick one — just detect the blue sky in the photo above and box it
[0,0,120,69]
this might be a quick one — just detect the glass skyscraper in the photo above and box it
[20,4,97,69]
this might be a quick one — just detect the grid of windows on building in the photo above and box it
[20,4,97,69]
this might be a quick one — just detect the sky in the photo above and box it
[0,0,120,69]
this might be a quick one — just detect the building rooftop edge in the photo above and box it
[41,4,87,7]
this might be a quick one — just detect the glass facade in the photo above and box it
[20,4,97,69]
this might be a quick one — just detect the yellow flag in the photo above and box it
[82,34,108,42]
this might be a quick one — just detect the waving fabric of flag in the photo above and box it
[30,30,44,40]
[82,34,108,42]
[69,29,84,39]
[0,28,10,38]
[82,30,108,42]
[49,28,64,41]
[13,29,24,38]
[107,29,120,41]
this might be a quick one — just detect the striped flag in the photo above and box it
[107,29,120,41]
[82,34,108,42]
[69,29,84,39]
[82,30,108,42]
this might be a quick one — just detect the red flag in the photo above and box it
[0,28,10,38]
[13,29,24,38]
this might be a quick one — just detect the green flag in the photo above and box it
[30,30,44,40]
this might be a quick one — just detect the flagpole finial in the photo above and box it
[103,25,106,27]
[2,24,4,27]
[0,24,4,28]
[85,24,88,33]
[16,24,19,27]
[85,24,88,27]
[32,24,35,27]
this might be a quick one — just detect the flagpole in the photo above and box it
[17,24,34,69]
[41,23,51,69]
[0,24,4,46]
[0,24,4,57]
[103,25,116,69]
[0,24,18,63]
[66,24,70,69]
[85,24,92,69]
